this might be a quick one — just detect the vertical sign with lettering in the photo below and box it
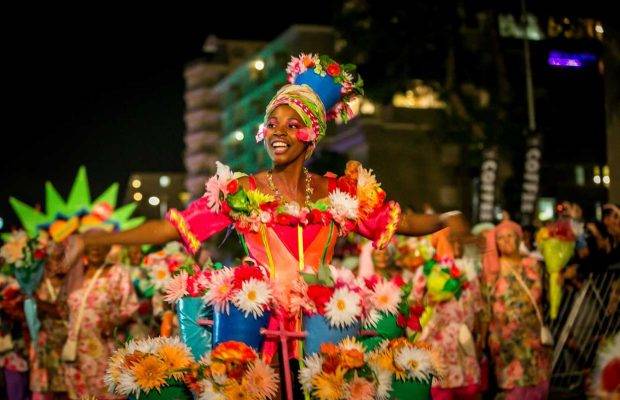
[478,147,498,222]
[520,134,542,225]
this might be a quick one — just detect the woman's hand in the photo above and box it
[61,235,86,272]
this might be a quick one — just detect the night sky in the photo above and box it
[1,3,610,230]
[2,4,333,229]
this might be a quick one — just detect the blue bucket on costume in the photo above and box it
[294,70,342,110]
[303,314,360,355]
[175,297,212,359]
[213,304,271,352]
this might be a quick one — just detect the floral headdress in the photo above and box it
[256,53,364,144]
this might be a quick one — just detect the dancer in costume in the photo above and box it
[4,167,145,400]
[29,242,69,400]
[483,220,552,399]
[62,229,139,399]
[62,53,472,391]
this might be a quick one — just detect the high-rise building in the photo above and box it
[182,36,267,198]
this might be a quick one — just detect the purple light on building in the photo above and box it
[548,50,597,68]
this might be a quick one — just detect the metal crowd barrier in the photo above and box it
[548,264,620,397]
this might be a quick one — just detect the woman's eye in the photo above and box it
[288,123,300,129]
[267,123,276,128]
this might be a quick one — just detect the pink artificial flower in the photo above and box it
[255,125,266,142]
[164,271,189,303]
[296,127,316,142]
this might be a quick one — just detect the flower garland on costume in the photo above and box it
[203,160,389,239]
[105,337,194,397]
[186,341,279,400]
[286,53,364,123]
[202,261,273,318]
[299,337,385,400]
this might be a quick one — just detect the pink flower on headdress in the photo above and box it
[296,127,317,142]
[255,124,266,142]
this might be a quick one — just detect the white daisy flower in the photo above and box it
[125,337,158,354]
[197,379,225,400]
[116,371,139,396]
[232,278,272,318]
[371,280,401,315]
[373,368,393,400]
[362,308,382,329]
[328,189,359,222]
[299,353,323,392]
[338,336,366,353]
[325,287,361,329]
[394,346,434,382]
[148,262,171,290]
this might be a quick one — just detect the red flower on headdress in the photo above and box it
[233,265,265,289]
[336,176,357,197]
[326,63,341,77]
[34,249,46,260]
[226,179,239,195]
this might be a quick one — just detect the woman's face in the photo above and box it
[85,243,111,267]
[263,105,310,166]
[127,245,143,266]
[496,229,519,257]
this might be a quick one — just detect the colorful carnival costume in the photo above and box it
[166,54,400,363]
[483,221,552,398]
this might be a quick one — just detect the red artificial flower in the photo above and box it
[396,313,407,328]
[221,200,232,214]
[326,63,341,77]
[336,176,357,196]
[276,214,298,226]
[392,274,406,288]
[364,275,379,290]
[450,265,461,279]
[409,304,425,316]
[308,209,331,225]
[407,316,422,332]
[307,285,335,315]
[343,220,356,234]
[34,249,46,260]
[167,259,182,273]
[233,265,264,289]
[226,179,239,194]
[260,201,279,213]
[138,299,152,315]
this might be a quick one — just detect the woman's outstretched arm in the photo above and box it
[63,219,180,267]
